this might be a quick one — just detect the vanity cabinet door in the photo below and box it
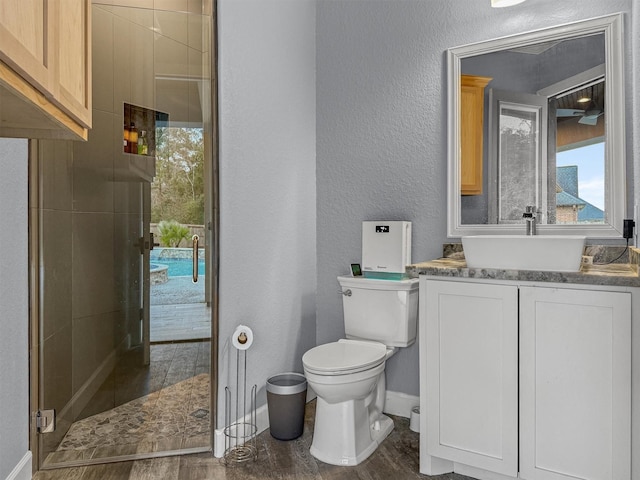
[519,286,631,480]
[424,279,518,476]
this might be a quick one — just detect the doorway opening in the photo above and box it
[150,127,210,343]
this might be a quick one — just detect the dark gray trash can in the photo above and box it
[266,372,307,440]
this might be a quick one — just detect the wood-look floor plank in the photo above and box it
[36,399,480,480]
[35,461,133,480]
[78,462,134,480]
[129,456,181,479]
[149,343,178,362]
[91,443,140,460]
[196,341,211,368]
[42,448,95,467]
[33,466,88,480]
[177,452,227,479]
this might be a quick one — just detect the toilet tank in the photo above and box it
[337,275,419,347]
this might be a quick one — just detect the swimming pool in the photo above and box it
[151,258,205,277]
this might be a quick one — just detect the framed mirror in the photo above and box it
[447,14,625,238]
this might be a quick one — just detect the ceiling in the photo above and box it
[555,80,605,114]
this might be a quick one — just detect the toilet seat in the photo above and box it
[302,339,387,376]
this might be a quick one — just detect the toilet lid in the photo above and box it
[302,339,387,375]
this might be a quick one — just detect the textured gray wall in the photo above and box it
[0,139,29,480]
[217,0,317,425]
[316,0,634,396]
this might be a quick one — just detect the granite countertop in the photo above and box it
[407,246,640,288]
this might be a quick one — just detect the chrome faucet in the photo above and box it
[523,205,537,235]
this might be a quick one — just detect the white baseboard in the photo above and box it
[212,390,418,458]
[61,349,117,422]
[214,390,317,458]
[6,451,31,480]
[384,390,419,419]
[41,350,117,454]
[213,402,270,458]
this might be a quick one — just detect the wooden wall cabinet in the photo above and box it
[460,75,491,195]
[0,0,91,140]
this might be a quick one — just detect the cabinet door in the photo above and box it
[425,279,518,476]
[0,0,90,138]
[519,286,631,480]
[52,0,92,127]
[0,0,53,93]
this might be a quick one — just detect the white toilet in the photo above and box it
[302,275,419,466]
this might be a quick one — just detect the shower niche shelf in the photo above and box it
[123,102,168,157]
[119,103,169,182]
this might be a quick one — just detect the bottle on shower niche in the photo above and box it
[128,123,138,153]
[123,122,129,152]
[137,130,148,155]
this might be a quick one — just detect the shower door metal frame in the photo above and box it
[28,141,42,473]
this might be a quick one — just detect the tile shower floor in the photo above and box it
[43,342,211,467]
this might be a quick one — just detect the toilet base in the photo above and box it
[309,396,394,466]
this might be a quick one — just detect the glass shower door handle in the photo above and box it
[192,234,199,283]
[150,232,160,250]
[135,233,159,255]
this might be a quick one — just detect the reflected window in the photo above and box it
[551,78,605,225]
[498,106,541,222]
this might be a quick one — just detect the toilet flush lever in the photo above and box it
[340,289,352,297]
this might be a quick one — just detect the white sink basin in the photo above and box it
[461,235,586,272]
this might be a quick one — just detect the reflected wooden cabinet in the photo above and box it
[460,75,491,195]
[0,0,91,140]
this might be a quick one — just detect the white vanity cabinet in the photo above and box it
[420,276,632,480]
[519,286,631,480]
[423,279,519,476]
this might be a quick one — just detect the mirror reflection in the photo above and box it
[448,14,625,237]
[461,33,604,225]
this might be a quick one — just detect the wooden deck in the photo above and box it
[150,302,211,343]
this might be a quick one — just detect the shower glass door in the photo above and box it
[31,2,215,469]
